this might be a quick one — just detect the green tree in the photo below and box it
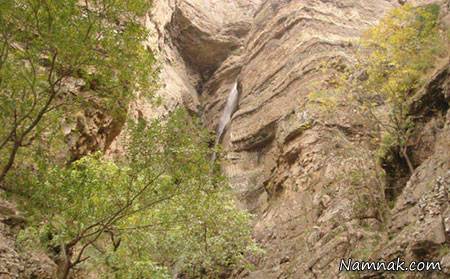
[317,4,447,173]
[0,0,155,186]
[358,3,446,173]
[14,110,258,279]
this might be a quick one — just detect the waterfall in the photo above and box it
[216,81,239,144]
[211,81,239,162]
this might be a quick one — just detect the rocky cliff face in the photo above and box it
[371,64,450,278]
[202,1,397,278]
[0,200,56,278]
[1,0,448,278]
[149,0,450,278]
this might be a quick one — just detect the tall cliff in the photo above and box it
[0,0,449,278]
[147,0,450,278]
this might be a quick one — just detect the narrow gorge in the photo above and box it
[0,0,449,278]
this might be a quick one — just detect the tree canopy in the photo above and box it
[309,3,447,173]
[16,110,258,278]
[0,1,259,278]
[0,0,155,184]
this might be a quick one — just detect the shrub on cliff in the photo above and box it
[311,3,447,173]
[356,3,446,171]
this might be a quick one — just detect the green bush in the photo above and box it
[15,110,259,278]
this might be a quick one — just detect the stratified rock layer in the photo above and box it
[203,1,397,278]
[2,0,448,278]
[153,0,450,278]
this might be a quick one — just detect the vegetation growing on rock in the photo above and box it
[310,3,448,176]
[355,3,447,171]
[0,1,258,278]
[0,0,155,185]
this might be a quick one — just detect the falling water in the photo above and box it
[211,81,239,162]
[216,81,239,144]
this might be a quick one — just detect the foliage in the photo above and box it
[14,110,259,279]
[438,244,450,257]
[307,90,339,112]
[313,4,447,173]
[358,4,446,169]
[0,0,156,185]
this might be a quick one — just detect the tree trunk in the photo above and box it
[57,263,71,279]
[0,140,20,187]
[402,146,414,174]
[57,245,72,279]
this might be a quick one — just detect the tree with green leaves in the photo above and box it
[355,3,447,173]
[1,1,259,277]
[0,0,155,186]
[14,110,259,278]
[312,4,447,174]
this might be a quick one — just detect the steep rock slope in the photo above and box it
[202,1,397,278]
[183,0,450,278]
[1,0,448,278]
[149,0,399,278]
[108,0,263,155]
[370,64,450,278]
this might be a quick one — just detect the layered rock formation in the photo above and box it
[204,2,397,278]
[148,0,450,278]
[1,0,449,278]
[370,63,450,279]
